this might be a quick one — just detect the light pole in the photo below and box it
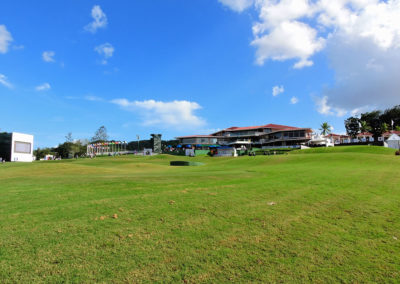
[137,135,140,153]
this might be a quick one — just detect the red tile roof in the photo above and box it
[176,135,217,139]
[357,132,373,137]
[327,133,349,138]
[214,123,302,133]
[357,131,400,137]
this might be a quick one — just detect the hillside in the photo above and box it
[1,149,399,282]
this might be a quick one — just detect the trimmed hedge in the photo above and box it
[170,161,204,166]
[253,149,293,155]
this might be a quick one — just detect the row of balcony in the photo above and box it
[218,136,309,145]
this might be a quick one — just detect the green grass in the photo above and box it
[1,147,400,282]
[292,145,396,155]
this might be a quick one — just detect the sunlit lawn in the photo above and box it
[1,146,399,282]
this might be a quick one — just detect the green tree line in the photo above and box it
[345,105,400,140]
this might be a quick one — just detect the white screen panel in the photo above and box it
[14,141,31,154]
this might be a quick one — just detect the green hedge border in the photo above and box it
[170,161,204,166]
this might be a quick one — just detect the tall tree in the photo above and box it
[63,132,74,156]
[382,123,389,133]
[361,111,383,142]
[360,110,382,126]
[380,105,400,129]
[65,132,73,143]
[359,120,370,133]
[320,122,332,136]
[91,126,109,142]
[345,117,360,138]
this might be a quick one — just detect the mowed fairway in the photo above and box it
[1,146,400,283]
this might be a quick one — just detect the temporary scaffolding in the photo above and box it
[86,141,128,156]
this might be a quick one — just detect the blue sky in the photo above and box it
[1,0,399,148]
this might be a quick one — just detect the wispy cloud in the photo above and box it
[12,45,24,50]
[218,0,254,12]
[111,99,206,129]
[0,74,13,89]
[272,85,284,97]
[85,5,108,33]
[35,83,51,91]
[290,96,299,104]
[84,95,104,102]
[314,96,346,117]
[64,96,79,100]
[0,25,13,54]
[95,43,114,64]
[42,51,55,62]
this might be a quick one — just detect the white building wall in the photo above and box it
[10,132,34,162]
[386,134,400,150]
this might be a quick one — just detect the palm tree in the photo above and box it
[320,122,332,136]
[382,122,389,133]
[360,120,371,133]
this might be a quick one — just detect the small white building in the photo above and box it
[385,134,400,150]
[214,147,236,157]
[0,132,34,162]
[308,134,334,147]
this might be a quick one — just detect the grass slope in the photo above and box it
[292,145,396,155]
[1,147,400,282]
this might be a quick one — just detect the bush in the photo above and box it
[170,161,204,166]
[254,148,293,156]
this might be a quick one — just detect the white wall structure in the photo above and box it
[10,132,34,162]
[214,148,235,157]
[185,149,195,156]
[308,134,334,147]
[386,134,400,150]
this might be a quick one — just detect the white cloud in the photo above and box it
[42,51,55,62]
[322,33,400,113]
[35,83,51,91]
[84,95,104,102]
[223,0,400,69]
[251,0,324,68]
[111,99,206,128]
[0,25,13,54]
[0,74,13,89]
[272,85,284,96]
[95,43,114,64]
[290,96,299,104]
[315,96,333,115]
[314,96,346,117]
[218,0,254,12]
[220,0,400,113]
[64,96,79,100]
[318,0,400,114]
[85,5,108,33]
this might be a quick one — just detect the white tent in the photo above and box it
[386,134,400,150]
[308,134,334,147]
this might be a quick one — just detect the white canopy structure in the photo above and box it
[386,134,400,150]
[308,134,334,147]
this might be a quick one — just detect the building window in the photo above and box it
[14,141,31,154]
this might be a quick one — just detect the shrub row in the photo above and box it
[170,161,204,166]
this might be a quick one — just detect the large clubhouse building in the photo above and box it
[176,124,313,149]
[176,124,400,150]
